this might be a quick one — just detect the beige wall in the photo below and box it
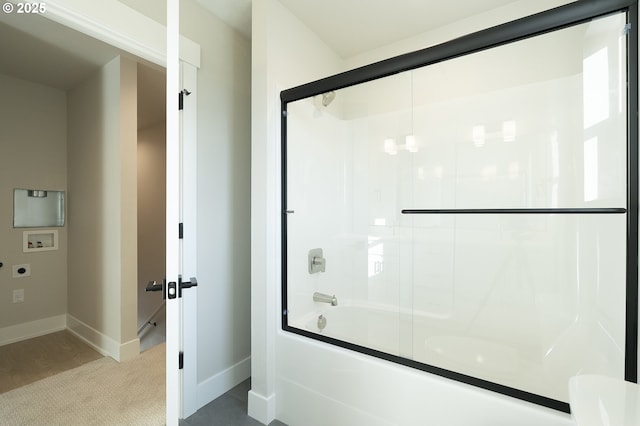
[119,56,139,349]
[137,122,166,329]
[0,74,68,337]
[67,55,139,361]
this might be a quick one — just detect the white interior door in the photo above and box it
[167,0,200,423]
[167,0,199,420]
[165,0,180,419]
[165,61,198,423]
[180,61,199,418]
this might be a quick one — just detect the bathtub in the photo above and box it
[302,304,403,355]
[293,302,584,403]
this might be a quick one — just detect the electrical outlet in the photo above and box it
[13,289,24,303]
[12,264,31,278]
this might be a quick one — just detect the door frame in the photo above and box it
[39,0,200,67]
[39,1,201,424]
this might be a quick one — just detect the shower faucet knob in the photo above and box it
[308,248,326,274]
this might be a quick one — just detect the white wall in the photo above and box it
[0,74,68,344]
[120,0,254,406]
[250,0,344,421]
[67,55,139,362]
[177,0,253,405]
[251,0,587,425]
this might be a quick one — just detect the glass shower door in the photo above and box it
[405,11,628,404]
[281,4,635,412]
[284,71,415,358]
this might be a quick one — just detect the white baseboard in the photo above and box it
[66,314,139,362]
[248,388,276,426]
[66,314,117,358]
[119,337,141,362]
[197,356,251,410]
[0,314,67,346]
[0,314,140,362]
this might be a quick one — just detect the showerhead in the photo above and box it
[321,91,336,107]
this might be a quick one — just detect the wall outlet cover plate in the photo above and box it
[12,264,31,278]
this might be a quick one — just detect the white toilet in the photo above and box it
[569,375,640,425]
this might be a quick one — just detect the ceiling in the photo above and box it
[196,0,523,58]
[195,0,251,39]
[0,12,122,90]
[276,0,524,58]
[0,10,165,129]
[0,0,526,125]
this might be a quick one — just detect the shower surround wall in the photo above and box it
[249,0,612,425]
[285,51,627,402]
[285,101,352,322]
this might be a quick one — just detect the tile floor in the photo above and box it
[181,379,287,426]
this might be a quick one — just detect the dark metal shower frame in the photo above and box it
[280,0,639,413]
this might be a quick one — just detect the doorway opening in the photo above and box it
[0,9,166,387]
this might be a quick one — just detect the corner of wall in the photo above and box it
[197,356,251,409]
[67,54,140,356]
[67,313,140,361]
[119,54,139,346]
[250,0,346,420]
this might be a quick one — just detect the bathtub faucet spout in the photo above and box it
[313,292,338,306]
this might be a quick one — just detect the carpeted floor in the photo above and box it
[0,330,104,393]
[0,343,165,426]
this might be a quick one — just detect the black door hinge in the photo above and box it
[178,89,192,110]
[179,351,184,370]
